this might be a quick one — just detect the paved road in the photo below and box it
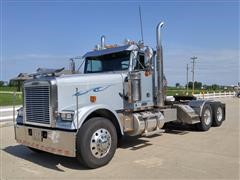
[0,106,20,122]
[0,98,239,179]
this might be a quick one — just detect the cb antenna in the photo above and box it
[139,5,144,43]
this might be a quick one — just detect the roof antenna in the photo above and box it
[139,5,144,43]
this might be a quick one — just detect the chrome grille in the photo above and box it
[25,85,50,124]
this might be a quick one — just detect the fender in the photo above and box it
[188,100,211,116]
[72,104,124,135]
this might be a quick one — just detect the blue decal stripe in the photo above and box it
[74,84,113,96]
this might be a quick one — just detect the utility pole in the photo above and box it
[186,64,189,95]
[191,56,197,95]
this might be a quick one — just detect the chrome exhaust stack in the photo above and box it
[156,21,164,107]
[101,35,105,49]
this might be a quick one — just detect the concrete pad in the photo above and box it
[0,98,239,179]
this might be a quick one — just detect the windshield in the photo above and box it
[84,51,130,73]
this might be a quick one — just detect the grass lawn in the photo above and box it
[166,88,229,96]
[0,86,18,91]
[167,89,202,96]
[0,93,22,106]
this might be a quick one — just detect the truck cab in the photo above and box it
[14,22,226,169]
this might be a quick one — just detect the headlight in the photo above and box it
[17,107,23,117]
[59,111,74,121]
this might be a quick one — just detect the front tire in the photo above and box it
[76,117,117,169]
[197,104,213,131]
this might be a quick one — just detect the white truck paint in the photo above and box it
[14,22,226,169]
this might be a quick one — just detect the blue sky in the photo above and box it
[1,0,239,86]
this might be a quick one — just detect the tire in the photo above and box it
[197,104,213,131]
[28,147,44,153]
[76,117,117,169]
[212,104,224,127]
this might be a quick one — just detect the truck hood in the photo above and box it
[56,72,126,111]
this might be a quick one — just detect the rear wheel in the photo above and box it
[197,104,213,131]
[76,117,117,169]
[212,104,224,127]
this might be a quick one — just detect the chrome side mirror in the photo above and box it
[144,46,154,69]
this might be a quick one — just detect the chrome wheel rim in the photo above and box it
[216,107,223,122]
[204,109,211,125]
[90,128,111,159]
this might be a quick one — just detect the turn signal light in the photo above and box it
[145,71,151,77]
[90,96,96,103]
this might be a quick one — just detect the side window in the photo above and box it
[135,54,145,70]
[86,60,102,73]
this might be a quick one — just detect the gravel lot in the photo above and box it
[0,98,239,180]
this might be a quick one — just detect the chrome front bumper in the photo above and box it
[14,124,76,157]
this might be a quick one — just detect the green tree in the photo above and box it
[212,84,220,90]
[0,81,4,87]
[175,83,180,88]
[188,81,202,89]
[8,80,17,87]
[195,82,202,89]
[188,82,193,89]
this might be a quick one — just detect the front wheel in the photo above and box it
[197,104,213,131]
[76,117,117,169]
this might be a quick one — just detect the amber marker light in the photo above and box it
[90,96,97,103]
[145,71,151,77]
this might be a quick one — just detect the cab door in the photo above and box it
[133,53,154,108]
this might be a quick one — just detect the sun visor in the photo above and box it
[83,45,138,58]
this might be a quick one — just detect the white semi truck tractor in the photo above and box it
[15,22,225,169]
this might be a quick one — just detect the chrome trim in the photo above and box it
[156,21,165,107]
[23,78,58,128]
[216,107,223,122]
[101,35,105,49]
[199,100,209,116]
[90,128,111,158]
[50,78,58,127]
[15,124,76,157]
[129,50,137,72]
[203,108,211,125]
